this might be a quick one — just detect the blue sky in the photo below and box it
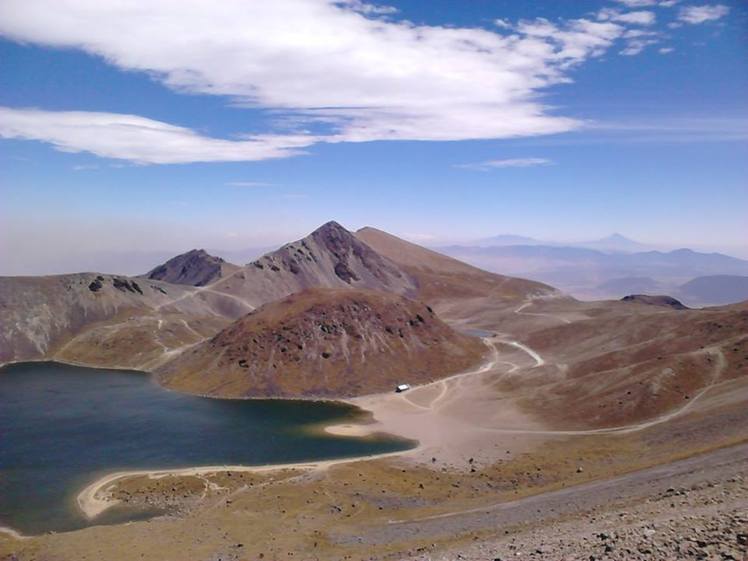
[0,0,746,274]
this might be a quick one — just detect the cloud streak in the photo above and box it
[0,107,315,164]
[455,157,553,171]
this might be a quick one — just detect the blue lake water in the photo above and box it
[0,362,413,535]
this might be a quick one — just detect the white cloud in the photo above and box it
[659,47,675,53]
[337,0,398,15]
[0,1,637,157]
[455,157,553,171]
[515,18,625,67]
[614,0,657,7]
[620,38,660,55]
[598,9,657,25]
[0,1,705,163]
[0,107,315,164]
[678,4,729,24]
[614,0,679,6]
[619,29,661,54]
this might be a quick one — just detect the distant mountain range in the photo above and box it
[678,275,748,307]
[436,243,748,306]
[475,233,655,253]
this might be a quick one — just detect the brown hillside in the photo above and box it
[516,301,748,429]
[157,287,487,398]
[355,227,555,302]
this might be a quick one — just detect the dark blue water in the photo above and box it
[0,362,413,535]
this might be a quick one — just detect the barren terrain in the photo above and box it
[1,225,747,561]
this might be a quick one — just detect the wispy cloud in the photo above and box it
[455,157,554,171]
[614,0,657,6]
[585,117,748,143]
[598,9,657,25]
[0,107,315,164]
[678,4,729,24]
[614,0,678,7]
[620,30,661,55]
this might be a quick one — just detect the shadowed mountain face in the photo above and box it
[157,287,487,398]
[621,294,689,310]
[677,275,748,307]
[145,249,238,287]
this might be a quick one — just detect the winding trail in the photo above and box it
[391,317,728,444]
[153,282,256,314]
[399,339,500,411]
[501,340,545,368]
[515,300,572,325]
[474,346,726,437]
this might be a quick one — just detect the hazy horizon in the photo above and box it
[2,221,747,277]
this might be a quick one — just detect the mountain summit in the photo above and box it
[204,221,418,310]
[145,249,237,286]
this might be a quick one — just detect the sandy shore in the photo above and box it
[329,336,549,467]
[0,526,27,541]
[76,449,413,520]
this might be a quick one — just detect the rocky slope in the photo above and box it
[516,300,748,429]
[157,287,487,397]
[144,249,238,287]
[205,221,417,307]
[0,274,192,363]
[0,222,414,367]
[0,222,549,373]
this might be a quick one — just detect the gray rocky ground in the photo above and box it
[419,444,748,561]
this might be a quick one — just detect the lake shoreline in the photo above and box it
[1,338,499,538]
[76,338,500,526]
[75,448,416,522]
[0,362,418,538]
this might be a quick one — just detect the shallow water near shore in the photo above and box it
[0,362,413,535]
